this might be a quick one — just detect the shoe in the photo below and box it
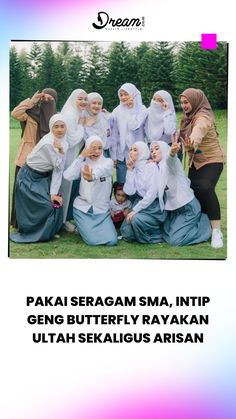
[211,229,223,249]
[63,221,76,233]
[117,235,123,240]
[54,234,60,239]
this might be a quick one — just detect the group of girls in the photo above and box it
[10,83,225,249]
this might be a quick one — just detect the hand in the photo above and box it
[171,130,180,144]
[111,210,115,218]
[126,210,135,224]
[162,100,169,111]
[82,164,93,181]
[113,160,117,168]
[126,95,135,108]
[85,115,97,127]
[80,147,94,159]
[31,91,42,105]
[182,137,194,151]
[123,208,129,217]
[41,92,54,102]
[170,142,181,156]
[50,194,63,206]
[53,138,64,153]
[126,158,134,170]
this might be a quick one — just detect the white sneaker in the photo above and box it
[117,235,123,240]
[64,221,76,233]
[211,229,223,249]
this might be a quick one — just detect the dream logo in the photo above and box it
[92,12,145,30]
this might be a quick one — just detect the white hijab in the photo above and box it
[132,141,150,174]
[150,140,170,211]
[147,90,176,141]
[61,88,87,142]
[85,92,108,144]
[115,83,144,153]
[28,113,68,160]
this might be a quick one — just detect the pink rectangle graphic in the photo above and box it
[201,34,217,49]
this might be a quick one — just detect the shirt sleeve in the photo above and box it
[63,156,84,181]
[123,170,137,196]
[133,164,158,213]
[92,158,113,180]
[190,116,212,148]
[11,98,35,121]
[127,106,148,130]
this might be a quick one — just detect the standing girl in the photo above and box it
[110,83,147,184]
[10,114,68,243]
[145,90,177,145]
[84,92,112,157]
[179,88,225,248]
[63,135,117,246]
[120,141,167,243]
[60,88,88,231]
[10,88,58,227]
[150,141,211,246]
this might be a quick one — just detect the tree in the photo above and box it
[10,47,24,109]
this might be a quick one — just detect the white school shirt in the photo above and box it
[110,105,148,161]
[124,161,159,213]
[63,156,113,214]
[145,107,177,145]
[26,136,68,195]
[110,197,132,212]
[160,155,194,211]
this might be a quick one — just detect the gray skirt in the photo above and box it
[10,165,63,243]
[163,197,211,246]
[120,197,167,244]
[73,207,117,246]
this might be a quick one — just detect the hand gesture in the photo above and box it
[170,142,181,156]
[162,100,169,111]
[79,116,86,126]
[126,158,134,170]
[127,95,135,108]
[53,138,64,154]
[82,164,93,181]
[31,91,42,105]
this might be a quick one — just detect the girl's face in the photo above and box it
[52,121,66,138]
[89,140,103,161]
[115,189,126,204]
[151,144,162,163]
[153,94,165,105]
[129,145,139,162]
[119,89,131,105]
[180,96,192,114]
[76,93,88,111]
[89,99,102,115]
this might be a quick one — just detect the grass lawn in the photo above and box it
[9,110,227,259]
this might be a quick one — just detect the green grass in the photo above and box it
[9,111,227,259]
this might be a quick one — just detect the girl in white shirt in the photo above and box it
[145,90,177,145]
[110,83,147,184]
[150,141,211,246]
[63,135,117,246]
[60,88,88,231]
[120,141,167,243]
[10,114,68,243]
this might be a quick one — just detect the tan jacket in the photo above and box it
[188,116,225,169]
[12,98,38,167]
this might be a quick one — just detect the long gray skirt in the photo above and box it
[162,197,211,246]
[73,207,118,246]
[10,165,63,243]
[120,197,168,243]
